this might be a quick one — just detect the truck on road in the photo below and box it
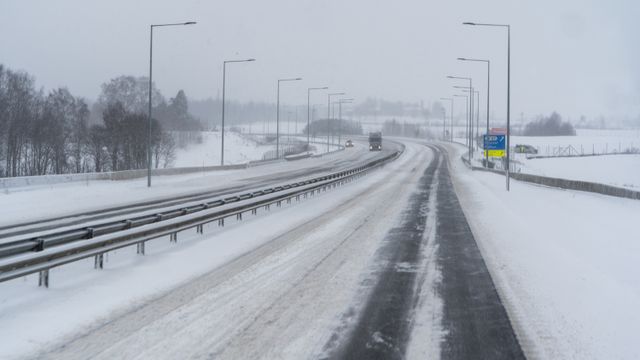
[368,132,382,151]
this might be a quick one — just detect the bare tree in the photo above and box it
[102,102,126,171]
[97,75,165,114]
[88,124,107,172]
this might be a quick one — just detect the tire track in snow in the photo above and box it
[433,144,525,359]
[328,143,525,360]
[329,148,441,359]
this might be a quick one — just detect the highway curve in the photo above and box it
[31,140,524,360]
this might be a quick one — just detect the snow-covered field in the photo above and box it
[511,129,640,189]
[172,131,343,167]
[517,154,640,189]
[511,128,640,156]
[172,131,272,167]
[454,128,640,189]
[446,141,640,359]
[452,127,640,152]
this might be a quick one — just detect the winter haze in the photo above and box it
[1,0,638,122]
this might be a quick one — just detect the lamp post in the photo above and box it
[448,76,473,158]
[312,103,323,142]
[277,77,302,158]
[221,58,255,166]
[307,87,328,151]
[338,98,354,145]
[458,57,490,166]
[147,21,196,187]
[464,21,511,190]
[460,88,481,152]
[440,98,454,142]
[327,92,345,152]
[453,84,474,155]
[453,94,469,148]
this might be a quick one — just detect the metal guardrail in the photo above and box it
[459,152,640,201]
[0,150,401,287]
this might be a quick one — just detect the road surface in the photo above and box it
[14,140,524,359]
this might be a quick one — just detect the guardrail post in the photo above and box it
[252,208,257,215]
[218,218,225,227]
[170,233,177,243]
[137,242,145,255]
[237,213,243,221]
[38,270,49,288]
[196,224,204,234]
[94,254,104,269]
[35,238,45,252]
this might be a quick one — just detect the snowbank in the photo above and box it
[446,141,640,359]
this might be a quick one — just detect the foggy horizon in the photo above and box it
[1,0,639,122]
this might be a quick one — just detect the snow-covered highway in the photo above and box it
[1,139,524,359]
[2,138,638,359]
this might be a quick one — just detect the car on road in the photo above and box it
[514,144,538,154]
[345,139,354,147]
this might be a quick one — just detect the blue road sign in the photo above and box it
[484,135,505,150]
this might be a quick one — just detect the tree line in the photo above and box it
[382,119,434,138]
[0,65,200,178]
[522,112,576,136]
[303,118,363,137]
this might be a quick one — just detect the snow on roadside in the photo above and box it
[456,127,640,189]
[0,159,400,359]
[517,154,640,189]
[511,128,640,156]
[0,141,366,228]
[445,142,640,359]
[172,131,270,167]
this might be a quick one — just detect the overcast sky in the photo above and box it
[1,0,638,122]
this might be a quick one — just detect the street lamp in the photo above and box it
[327,92,345,152]
[307,87,328,151]
[453,84,474,155]
[459,57,490,166]
[337,98,354,145]
[448,75,474,158]
[221,58,255,166]
[459,88,480,152]
[311,103,324,141]
[277,77,302,158]
[440,98,454,141]
[147,21,196,187]
[453,94,469,147]
[464,21,511,190]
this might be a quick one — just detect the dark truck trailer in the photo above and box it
[368,132,382,151]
